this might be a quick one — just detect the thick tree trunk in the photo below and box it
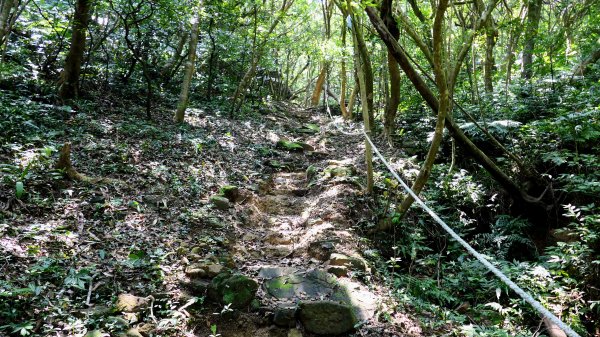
[0,0,15,50]
[365,7,545,210]
[59,0,92,100]
[521,0,543,79]
[174,9,201,123]
[310,65,327,106]
[381,0,400,139]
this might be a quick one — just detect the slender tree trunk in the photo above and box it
[365,7,546,212]
[353,15,375,132]
[483,20,497,93]
[521,0,543,79]
[351,11,373,193]
[230,0,294,115]
[397,0,450,215]
[206,18,216,98]
[174,8,201,123]
[161,31,188,80]
[381,0,401,139]
[347,78,358,118]
[504,4,526,95]
[59,0,92,100]
[339,14,349,119]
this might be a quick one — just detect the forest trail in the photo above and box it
[1,101,426,337]
[186,106,424,336]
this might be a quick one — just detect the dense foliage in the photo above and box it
[1,0,599,336]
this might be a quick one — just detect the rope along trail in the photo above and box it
[360,130,581,337]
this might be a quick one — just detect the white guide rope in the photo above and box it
[361,130,581,337]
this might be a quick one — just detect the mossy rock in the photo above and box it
[323,165,356,178]
[209,273,258,309]
[295,123,320,134]
[299,301,356,335]
[276,140,305,152]
[209,195,231,210]
[219,185,240,202]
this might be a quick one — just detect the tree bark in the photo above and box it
[351,9,373,193]
[174,8,202,123]
[365,7,545,212]
[0,0,15,50]
[381,0,401,139]
[59,0,92,100]
[397,0,450,215]
[521,0,543,79]
[352,14,375,132]
[339,15,349,119]
[483,19,497,93]
[310,65,327,106]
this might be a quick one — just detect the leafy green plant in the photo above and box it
[209,324,221,337]
[474,215,535,260]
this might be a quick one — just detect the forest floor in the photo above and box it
[0,98,442,336]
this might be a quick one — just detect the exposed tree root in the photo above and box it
[56,142,122,184]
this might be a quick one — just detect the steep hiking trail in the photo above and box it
[181,105,424,337]
[1,101,429,337]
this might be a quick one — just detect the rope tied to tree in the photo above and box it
[361,130,581,337]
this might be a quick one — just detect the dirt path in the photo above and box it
[0,102,425,337]
[188,107,424,337]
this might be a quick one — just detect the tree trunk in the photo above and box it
[397,0,450,215]
[521,0,543,79]
[310,65,327,106]
[365,7,546,211]
[0,0,15,50]
[381,0,400,139]
[353,14,375,132]
[174,9,202,123]
[59,0,92,100]
[161,31,188,80]
[483,20,497,93]
[351,11,373,193]
[339,15,349,119]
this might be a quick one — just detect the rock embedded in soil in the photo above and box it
[308,240,336,261]
[210,195,231,210]
[219,185,240,202]
[327,265,348,277]
[185,265,208,279]
[298,300,356,335]
[206,263,224,277]
[115,294,150,313]
[276,140,305,152]
[273,304,298,328]
[208,273,259,309]
[328,253,368,273]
